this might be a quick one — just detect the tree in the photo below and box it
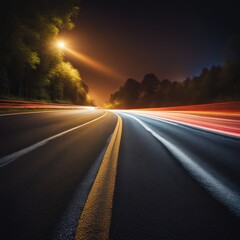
[122,78,141,108]
[226,34,240,61]
[141,73,160,97]
[108,78,140,108]
[140,73,160,107]
[0,0,92,105]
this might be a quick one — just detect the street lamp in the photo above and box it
[57,41,65,49]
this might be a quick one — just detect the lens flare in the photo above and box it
[57,41,65,49]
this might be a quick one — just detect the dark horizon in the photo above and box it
[64,0,240,105]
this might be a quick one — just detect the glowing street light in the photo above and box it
[55,38,123,80]
[57,41,65,49]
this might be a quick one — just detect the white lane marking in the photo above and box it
[122,112,240,217]
[126,111,240,140]
[111,110,180,126]
[0,112,108,167]
[128,112,179,126]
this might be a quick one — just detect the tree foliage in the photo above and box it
[107,56,240,109]
[110,78,141,108]
[0,0,93,105]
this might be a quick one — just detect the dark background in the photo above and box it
[57,0,239,105]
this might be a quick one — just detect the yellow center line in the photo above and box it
[75,114,122,240]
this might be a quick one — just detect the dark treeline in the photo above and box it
[108,37,240,109]
[0,0,94,105]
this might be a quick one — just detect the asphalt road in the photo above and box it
[0,109,240,240]
[110,112,240,240]
[0,109,117,240]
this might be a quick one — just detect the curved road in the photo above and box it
[0,110,117,239]
[0,109,239,240]
[110,111,240,240]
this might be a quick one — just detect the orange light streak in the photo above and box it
[0,100,95,110]
[118,102,240,137]
[127,110,240,137]
[65,48,123,80]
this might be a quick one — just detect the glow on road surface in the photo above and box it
[121,102,240,137]
[128,110,240,137]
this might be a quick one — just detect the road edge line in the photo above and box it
[0,112,108,167]
[128,112,240,139]
[74,114,122,240]
[123,112,240,217]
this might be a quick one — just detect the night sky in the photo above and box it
[64,0,239,105]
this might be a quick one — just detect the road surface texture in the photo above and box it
[0,109,239,240]
[110,112,240,240]
[0,109,117,239]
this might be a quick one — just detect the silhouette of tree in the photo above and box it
[122,78,141,108]
[108,50,240,108]
[108,78,140,108]
[141,73,160,94]
[226,34,240,61]
[140,73,160,107]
